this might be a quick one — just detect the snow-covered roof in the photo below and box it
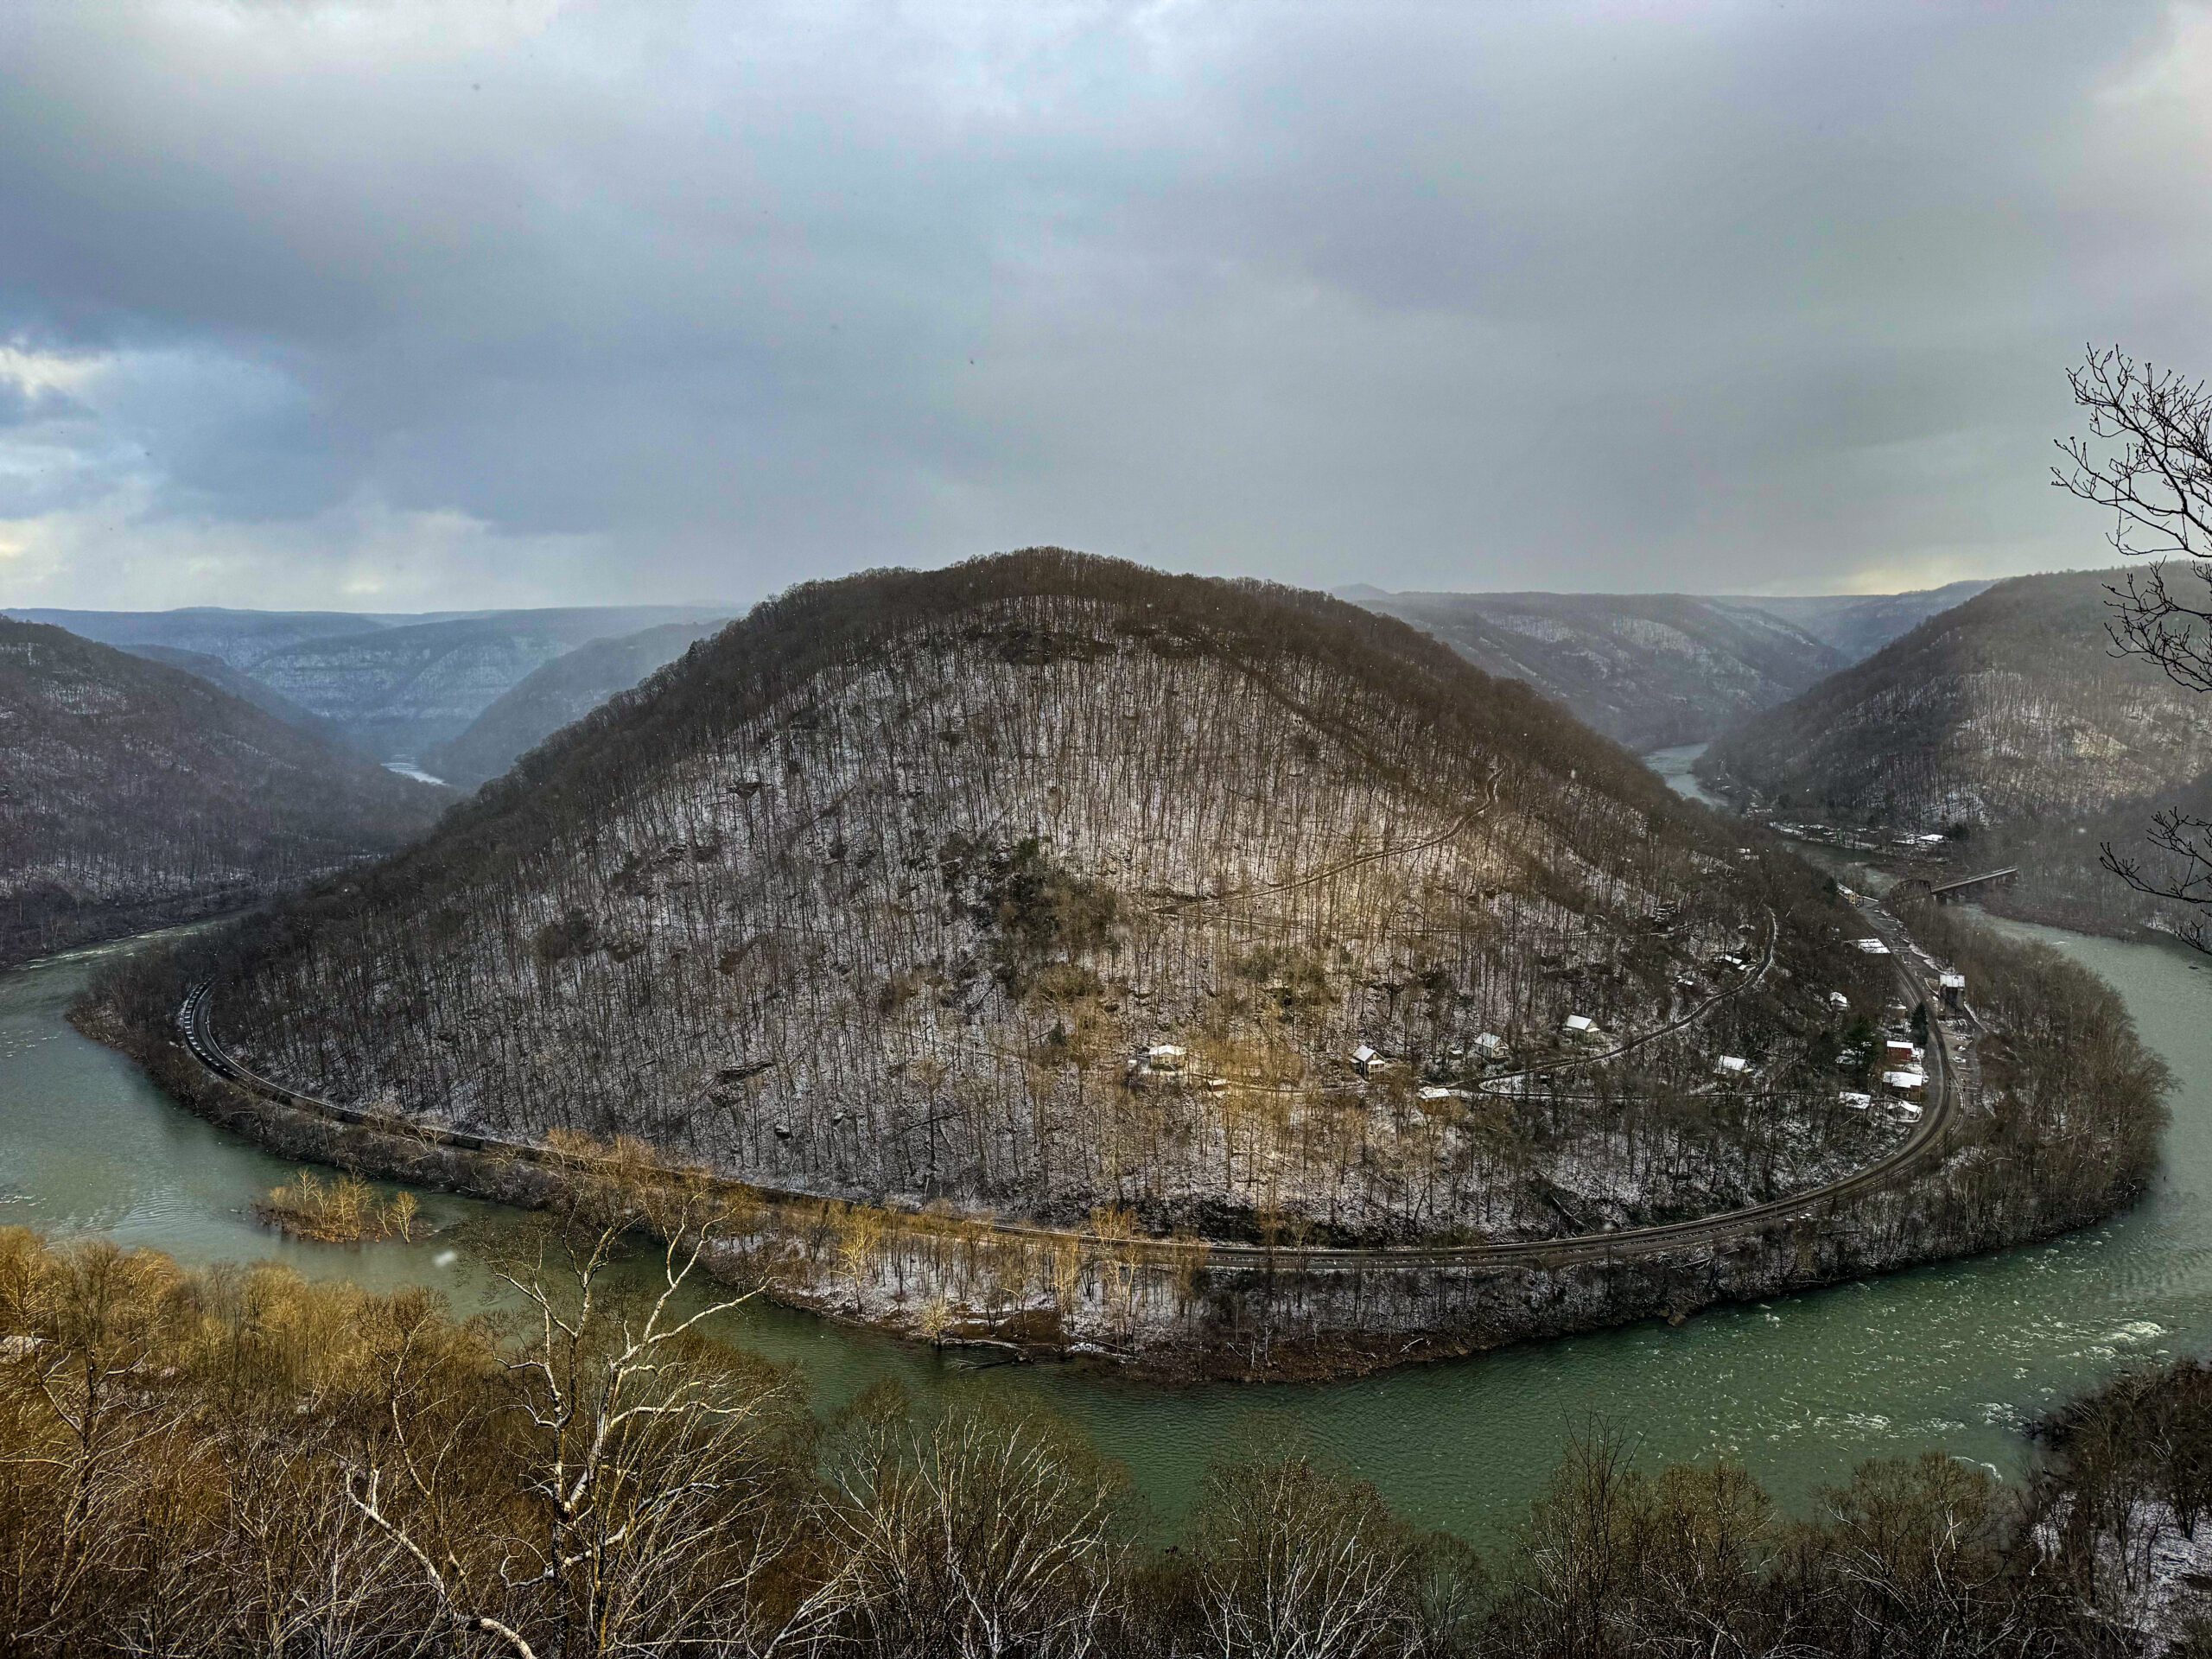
[1352,1043,1378,1065]
[1473,1032,1503,1052]
[1716,1055,1748,1075]
[1939,972,1966,989]
[1146,1043,1185,1062]
[1562,1014,1595,1034]
[1417,1085,1471,1101]
[1854,938,1891,955]
[1882,1068,1927,1090]
[1828,991,1850,1010]
[1838,1090,1872,1109]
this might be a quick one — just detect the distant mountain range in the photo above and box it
[0,619,447,965]
[1343,582,1989,750]
[4,605,733,760]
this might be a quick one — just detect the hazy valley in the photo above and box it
[422,618,728,790]
[1350,582,1989,749]
[6,603,732,761]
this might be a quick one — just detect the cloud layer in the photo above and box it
[4,1,2211,608]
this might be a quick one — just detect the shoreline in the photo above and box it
[67,897,2163,1383]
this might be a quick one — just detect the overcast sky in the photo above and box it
[3,2,2211,612]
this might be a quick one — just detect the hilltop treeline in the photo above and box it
[188,550,1904,1248]
[0,620,446,968]
[1,1213,2205,1657]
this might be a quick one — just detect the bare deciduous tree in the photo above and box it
[345,1154,805,1658]
[2056,346,2212,951]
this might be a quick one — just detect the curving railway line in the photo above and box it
[177,893,1961,1276]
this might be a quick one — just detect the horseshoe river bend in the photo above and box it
[3,746,2208,1543]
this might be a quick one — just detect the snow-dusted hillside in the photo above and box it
[1698,569,2212,939]
[0,620,448,964]
[1700,570,2212,826]
[211,552,1897,1246]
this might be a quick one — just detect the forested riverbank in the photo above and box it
[4,886,2212,1548]
[6,1215,2212,1656]
[74,888,2171,1381]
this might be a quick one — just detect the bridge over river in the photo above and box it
[1931,867,2019,902]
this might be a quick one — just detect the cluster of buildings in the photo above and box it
[1764,819,1951,856]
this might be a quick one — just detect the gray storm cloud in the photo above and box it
[1,0,2208,609]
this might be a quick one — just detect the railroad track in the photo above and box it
[177,911,1959,1275]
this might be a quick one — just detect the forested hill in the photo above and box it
[1697,569,2212,937]
[208,550,1898,1249]
[0,621,447,966]
[422,619,727,790]
[125,644,352,749]
[1698,569,2212,824]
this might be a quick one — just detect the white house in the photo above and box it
[1472,1032,1505,1056]
[1562,1014,1599,1039]
[1882,1068,1927,1096]
[1716,1055,1749,1077]
[1145,1043,1186,1071]
[1828,991,1851,1012]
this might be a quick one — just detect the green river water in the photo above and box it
[2,745,2207,1544]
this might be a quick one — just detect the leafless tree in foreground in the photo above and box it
[343,1147,804,1658]
[2056,346,2212,951]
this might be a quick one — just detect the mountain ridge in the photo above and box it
[421,619,728,790]
[6,604,734,758]
[0,620,448,965]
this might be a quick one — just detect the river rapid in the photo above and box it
[3,747,2207,1544]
